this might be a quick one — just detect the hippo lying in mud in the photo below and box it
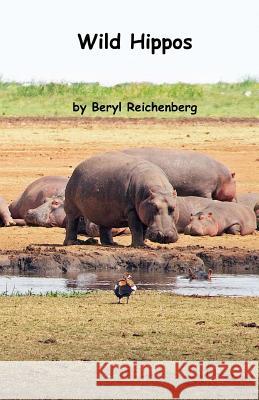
[0,196,16,227]
[184,201,256,236]
[123,148,236,201]
[174,196,213,233]
[237,193,259,230]
[9,176,69,227]
[64,152,179,247]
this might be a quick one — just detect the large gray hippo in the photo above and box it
[9,176,69,227]
[9,176,126,236]
[64,152,179,247]
[123,148,236,201]
[184,201,256,236]
[237,193,259,230]
[0,196,16,227]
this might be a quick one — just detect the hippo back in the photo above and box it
[123,147,235,200]
[65,151,174,227]
[237,193,259,210]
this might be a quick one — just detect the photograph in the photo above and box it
[0,0,258,399]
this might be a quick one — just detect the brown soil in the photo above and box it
[0,245,258,276]
[0,116,258,128]
[0,117,258,270]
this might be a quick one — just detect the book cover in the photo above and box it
[0,0,258,399]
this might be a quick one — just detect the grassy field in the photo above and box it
[0,292,258,361]
[0,80,258,117]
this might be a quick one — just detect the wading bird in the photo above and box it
[114,274,137,304]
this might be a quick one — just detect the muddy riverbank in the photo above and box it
[0,245,258,276]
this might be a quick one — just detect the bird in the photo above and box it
[188,268,212,281]
[114,274,137,304]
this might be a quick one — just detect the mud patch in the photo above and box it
[0,116,258,129]
[0,245,258,276]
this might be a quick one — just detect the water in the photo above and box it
[0,270,259,297]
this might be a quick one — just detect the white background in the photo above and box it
[0,0,258,84]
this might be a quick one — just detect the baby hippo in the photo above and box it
[184,201,256,236]
[0,196,15,227]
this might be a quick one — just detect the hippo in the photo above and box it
[184,201,256,236]
[175,196,214,233]
[9,176,69,227]
[144,196,212,238]
[237,192,259,209]
[122,148,236,201]
[188,268,212,281]
[64,151,179,247]
[0,196,16,227]
[237,193,259,230]
[9,176,126,236]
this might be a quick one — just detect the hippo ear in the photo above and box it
[172,190,177,197]
[208,212,213,218]
[231,172,235,178]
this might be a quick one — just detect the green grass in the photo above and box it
[0,79,258,118]
[0,291,258,361]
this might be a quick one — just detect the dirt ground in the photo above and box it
[0,117,258,252]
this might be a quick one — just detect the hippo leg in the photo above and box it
[143,225,148,239]
[240,223,255,236]
[128,209,145,247]
[13,219,27,226]
[64,215,80,245]
[225,224,241,235]
[3,217,16,227]
[99,226,116,246]
[0,210,16,226]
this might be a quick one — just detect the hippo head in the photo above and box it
[139,189,179,244]
[215,172,236,201]
[184,212,218,236]
[25,195,66,227]
[255,202,259,230]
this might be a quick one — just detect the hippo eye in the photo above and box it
[168,206,174,215]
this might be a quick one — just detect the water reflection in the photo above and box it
[0,270,258,297]
[66,270,178,291]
